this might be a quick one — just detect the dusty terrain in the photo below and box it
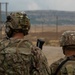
[42,46,65,66]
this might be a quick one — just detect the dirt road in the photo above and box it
[42,46,65,65]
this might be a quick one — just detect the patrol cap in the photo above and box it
[60,31,75,47]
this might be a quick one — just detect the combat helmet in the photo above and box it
[60,31,75,47]
[5,12,30,38]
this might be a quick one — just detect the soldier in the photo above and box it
[0,12,51,75]
[50,31,75,75]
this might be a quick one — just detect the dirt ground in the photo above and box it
[42,46,65,66]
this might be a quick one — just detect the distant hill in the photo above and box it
[25,10,75,25]
[1,10,75,25]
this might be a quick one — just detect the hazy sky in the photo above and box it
[0,0,75,11]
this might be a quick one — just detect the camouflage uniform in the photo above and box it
[50,31,75,75]
[0,12,51,75]
[0,38,51,75]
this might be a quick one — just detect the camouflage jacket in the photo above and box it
[50,55,75,75]
[0,38,51,75]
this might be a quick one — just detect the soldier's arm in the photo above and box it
[50,62,59,75]
[31,46,51,75]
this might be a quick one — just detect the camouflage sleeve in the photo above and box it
[50,61,59,75]
[0,39,10,51]
[31,46,51,75]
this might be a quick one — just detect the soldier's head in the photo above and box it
[60,31,75,56]
[5,12,30,39]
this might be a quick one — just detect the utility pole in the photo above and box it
[56,16,58,39]
[0,2,8,23]
[0,2,8,38]
[42,20,43,33]
[5,2,8,18]
[0,3,1,23]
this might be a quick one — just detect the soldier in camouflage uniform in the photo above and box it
[0,12,51,75]
[50,31,75,75]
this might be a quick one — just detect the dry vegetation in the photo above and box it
[28,25,75,46]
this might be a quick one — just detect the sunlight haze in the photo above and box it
[0,0,75,11]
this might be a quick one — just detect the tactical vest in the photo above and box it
[50,55,75,75]
[0,38,50,75]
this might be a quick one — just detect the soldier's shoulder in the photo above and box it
[50,57,66,71]
[50,58,64,67]
[50,57,66,74]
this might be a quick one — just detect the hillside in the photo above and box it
[26,10,75,25]
[1,10,75,25]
